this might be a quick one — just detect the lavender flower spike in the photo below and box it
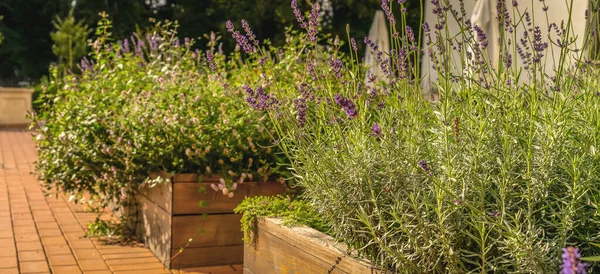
[371,123,382,136]
[561,247,587,274]
[291,0,307,29]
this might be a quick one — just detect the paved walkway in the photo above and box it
[0,131,240,274]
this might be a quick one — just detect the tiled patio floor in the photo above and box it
[0,130,241,274]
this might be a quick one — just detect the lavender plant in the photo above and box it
[233,0,600,272]
[33,14,289,219]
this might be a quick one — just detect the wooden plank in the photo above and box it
[173,181,287,215]
[173,174,221,183]
[243,267,256,274]
[171,214,243,249]
[139,172,173,213]
[244,218,380,274]
[135,194,172,268]
[170,245,243,269]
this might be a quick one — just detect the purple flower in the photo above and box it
[241,19,259,46]
[381,0,396,25]
[406,26,415,43]
[298,82,314,101]
[206,52,217,72]
[329,58,344,79]
[561,247,587,274]
[308,2,320,42]
[418,160,432,175]
[243,86,280,111]
[291,0,307,29]
[294,98,307,127]
[333,94,358,119]
[371,123,382,136]
[473,25,488,49]
[122,39,130,54]
[226,21,235,32]
[350,38,357,51]
[489,210,500,217]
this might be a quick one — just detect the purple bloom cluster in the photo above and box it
[243,85,280,111]
[294,98,307,127]
[206,51,217,72]
[419,160,432,175]
[406,26,415,44]
[291,0,307,29]
[334,94,358,119]
[381,0,396,25]
[532,26,548,63]
[298,82,314,101]
[561,247,587,274]
[350,38,358,51]
[371,123,382,136]
[308,3,320,42]
[329,58,344,79]
[241,19,259,47]
[226,20,253,54]
[473,25,488,49]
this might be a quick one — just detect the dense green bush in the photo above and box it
[233,1,600,273]
[33,15,289,211]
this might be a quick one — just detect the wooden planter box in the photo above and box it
[0,87,33,128]
[135,174,286,269]
[244,218,382,274]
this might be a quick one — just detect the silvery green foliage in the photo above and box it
[236,0,600,273]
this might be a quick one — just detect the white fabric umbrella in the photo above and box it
[364,10,390,85]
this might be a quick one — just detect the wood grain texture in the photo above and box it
[170,245,244,269]
[244,218,381,274]
[171,214,243,248]
[173,181,287,215]
[135,194,172,268]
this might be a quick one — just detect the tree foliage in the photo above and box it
[50,12,91,74]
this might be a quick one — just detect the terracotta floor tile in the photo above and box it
[16,241,43,251]
[15,234,40,242]
[105,256,162,265]
[0,239,15,247]
[0,230,14,239]
[113,269,171,274]
[19,261,49,273]
[83,271,112,274]
[41,236,67,246]
[67,240,96,249]
[44,244,72,255]
[50,265,82,274]
[13,218,35,227]
[101,251,155,260]
[0,247,16,257]
[110,262,167,271]
[73,248,103,260]
[36,222,59,229]
[38,229,63,237]
[47,254,77,266]
[0,268,18,274]
[18,250,46,262]
[61,225,84,233]
[78,259,109,271]
[0,256,17,268]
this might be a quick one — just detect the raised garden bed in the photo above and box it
[135,174,286,269]
[244,218,381,274]
[0,87,33,128]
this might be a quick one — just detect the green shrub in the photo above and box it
[232,1,600,273]
[33,15,289,213]
[234,195,330,244]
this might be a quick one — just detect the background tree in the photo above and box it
[50,12,91,75]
